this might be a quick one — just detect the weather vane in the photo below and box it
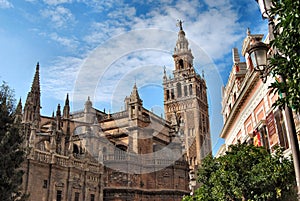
[176,19,184,30]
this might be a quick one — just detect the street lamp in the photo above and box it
[248,39,269,82]
[255,0,272,19]
[252,0,300,199]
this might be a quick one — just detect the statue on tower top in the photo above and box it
[177,20,184,30]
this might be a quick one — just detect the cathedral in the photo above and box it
[20,22,211,201]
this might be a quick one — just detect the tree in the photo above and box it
[0,82,27,201]
[269,0,300,113]
[183,143,296,201]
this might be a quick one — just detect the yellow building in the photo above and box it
[218,29,300,156]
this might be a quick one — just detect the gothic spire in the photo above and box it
[129,83,142,104]
[31,62,41,122]
[14,98,22,124]
[63,93,70,118]
[16,98,22,115]
[23,62,41,126]
[56,104,61,130]
[163,66,167,80]
[84,96,93,113]
[65,93,69,105]
[56,104,61,117]
[31,62,40,93]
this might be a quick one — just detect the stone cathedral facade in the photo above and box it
[20,23,211,201]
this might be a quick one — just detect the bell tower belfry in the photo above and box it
[163,21,212,171]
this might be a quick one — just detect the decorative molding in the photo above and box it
[226,80,269,145]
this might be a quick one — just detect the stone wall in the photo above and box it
[22,149,103,201]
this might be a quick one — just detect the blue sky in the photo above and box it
[0,0,268,155]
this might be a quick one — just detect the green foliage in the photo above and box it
[0,82,27,201]
[183,143,296,201]
[269,0,300,113]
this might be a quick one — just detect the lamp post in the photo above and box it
[248,38,269,83]
[251,0,300,199]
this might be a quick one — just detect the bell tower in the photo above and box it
[163,21,212,171]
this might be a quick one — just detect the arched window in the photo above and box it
[171,89,175,99]
[189,84,193,95]
[184,85,188,96]
[200,85,203,99]
[166,89,170,100]
[102,147,107,160]
[177,83,182,98]
[73,144,79,155]
[179,59,184,69]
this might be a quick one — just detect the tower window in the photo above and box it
[103,147,107,160]
[43,180,48,188]
[202,114,206,133]
[189,84,193,95]
[171,89,175,99]
[200,85,203,99]
[179,59,184,69]
[166,90,170,100]
[74,192,80,201]
[184,85,188,96]
[177,83,182,98]
[91,194,95,201]
[56,190,62,201]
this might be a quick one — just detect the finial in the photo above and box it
[16,98,22,114]
[202,70,205,78]
[247,27,251,36]
[65,93,69,105]
[134,76,137,87]
[18,97,22,105]
[163,66,167,80]
[56,104,61,117]
[177,20,184,31]
[36,62,39,70]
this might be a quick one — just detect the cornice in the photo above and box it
[220,70,260,138]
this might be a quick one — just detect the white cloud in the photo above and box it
[83,21,127,46]
[49,32,79,49]
[129,0,244,61]
[43,0,73,5]
[204,0,230,8]
[42,56,83,101]
[108,5,136,20]
[43,0,245,112]
[41,6,75,28]
[0,0,13,8]
[36,0,257,147]
[93,50,173,108]
[78,0,117,12]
